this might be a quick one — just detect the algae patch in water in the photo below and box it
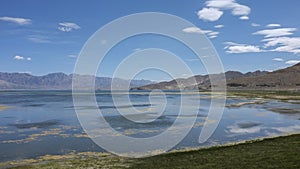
[0,105,10,111]
[10,119,60,129]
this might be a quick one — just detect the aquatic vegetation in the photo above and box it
[226,100,266,108]
[0,130,15,134]
[22,103,46,107]
[10,119,60,129]
[0,105,10,111]
[0,128,70,144]
[269,108,300,114]
[73,133,89,138]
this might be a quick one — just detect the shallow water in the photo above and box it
[0,90,299,162]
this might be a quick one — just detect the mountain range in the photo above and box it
[0,72,153,90]
[132,63,300,91]
[1,63,299,91]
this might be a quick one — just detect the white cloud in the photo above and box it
[224,42,262,53]
[186,58,200,62]
[214,24,224,28]
[251,23,261,27]
[272,58,284,62]
[207,31,219,36]
[253,28,297,38]
[68,55,77,58]
[13,55,31,61]
[133,48,143,52]
[224,25,300,55]
[226,45,261,53]
[182,27,219,39]
[198,0,251,22]
[224,41,243,46]
[285,60,300,65]
[207,30,219,39]
[197,8,223,22]
[266,24,281,28]
[14,55,24,60]
[206,0,251,16]
[0,16,31,25]
[182,27,202,34]
[262,36,300,54]
[239,16,249,20]
[27,35,52,43]
[226,35,300,54]
[58,22,80,32]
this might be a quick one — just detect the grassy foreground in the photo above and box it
[3,134,300,169]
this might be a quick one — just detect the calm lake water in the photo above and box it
[0,90,299,162]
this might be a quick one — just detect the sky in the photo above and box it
[1,0,300,81]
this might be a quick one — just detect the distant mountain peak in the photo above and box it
[132,63,300,91]
[0,72,153,90]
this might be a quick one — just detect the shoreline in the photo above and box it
[169,131,300,154]
[1,133,299,169]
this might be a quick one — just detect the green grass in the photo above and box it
[4,134,300,169]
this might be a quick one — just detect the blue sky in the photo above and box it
[1,0,300,81]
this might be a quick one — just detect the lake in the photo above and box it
[0,90,299,162]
